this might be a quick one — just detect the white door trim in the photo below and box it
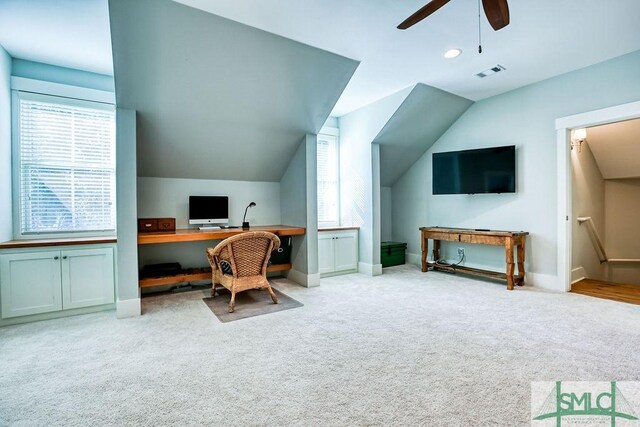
[555,100,640,292]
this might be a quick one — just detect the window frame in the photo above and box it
[12,90,117,240]
[317,126,340,228]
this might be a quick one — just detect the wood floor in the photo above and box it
[571,278,640,305]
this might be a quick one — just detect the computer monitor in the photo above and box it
[188,196,229,225]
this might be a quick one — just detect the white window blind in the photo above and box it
[317,133,339,227]
[17,92,116,235]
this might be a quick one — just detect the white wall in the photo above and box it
[392,50,640,290]
[137,176,281,271]
[0,45,11,242]
[604,178,640,285]
[381,186,392,241]
[339,86,411,274]
[571,142,606,282]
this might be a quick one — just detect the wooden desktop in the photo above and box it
[137,225,305,288]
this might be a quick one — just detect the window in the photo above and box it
[317,131,339,227]
[15,92,116,236]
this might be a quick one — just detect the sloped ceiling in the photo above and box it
[587,118,640,179]
[109,0,358,181]
[373,84,473,186]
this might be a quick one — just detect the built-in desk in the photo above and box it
[137,225,305,288]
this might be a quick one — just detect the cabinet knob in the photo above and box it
[62,256,68,260]
[54,256,59,260]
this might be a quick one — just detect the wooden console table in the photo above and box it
[420,227,529,290]
[138,225,305,288]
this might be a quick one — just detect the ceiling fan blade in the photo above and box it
[397,0,451,30]
[482,0,510,30]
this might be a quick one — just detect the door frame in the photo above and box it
[555,100,640,292]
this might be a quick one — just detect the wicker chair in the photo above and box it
[206,231,280,313]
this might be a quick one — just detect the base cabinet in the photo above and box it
[319,229,358,277]
[0,252,63,318]
[1,247,115,319]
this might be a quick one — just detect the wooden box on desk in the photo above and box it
[138,218,176,233]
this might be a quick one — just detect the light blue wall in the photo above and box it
[116,109,140,313]
[0,45,11,242]
[324,116,339,128]
[280,134,319,286]
[380,186,392,242]
[392,50,640,284]
[137,177,281,270]
[137,177,281,228]
[12,59,114,92]
[338,86,411,272]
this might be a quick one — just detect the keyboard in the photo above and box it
[199,226,221,231]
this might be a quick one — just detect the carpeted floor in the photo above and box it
[1,265,639,426]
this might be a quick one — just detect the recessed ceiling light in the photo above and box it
[444,48,462,59]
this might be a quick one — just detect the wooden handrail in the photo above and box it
[577,217,608,263]
[577,217,640,263]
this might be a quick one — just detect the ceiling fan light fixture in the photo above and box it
[444,48,462,59]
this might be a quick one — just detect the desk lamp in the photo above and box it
[242,202,256,229]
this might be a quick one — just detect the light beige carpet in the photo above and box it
[1,265,639,426]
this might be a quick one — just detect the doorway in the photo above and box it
[556,102,640,304]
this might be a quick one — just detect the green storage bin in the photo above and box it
[381,241,407,268]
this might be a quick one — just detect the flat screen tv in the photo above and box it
[188,196,229,225]
[432,145,516,195]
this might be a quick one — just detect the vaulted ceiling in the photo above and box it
[374,84,473,186]
[587,118,640,180]
[109,0,358,181]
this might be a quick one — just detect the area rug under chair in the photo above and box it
[202,286,303,322]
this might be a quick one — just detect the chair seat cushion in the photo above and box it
[220,260,233,275]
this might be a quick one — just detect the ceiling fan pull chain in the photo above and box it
[478,0,483,53]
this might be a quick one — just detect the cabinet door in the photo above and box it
[334,232,358,272]
[61,247,115,309]
[318,233,336,274]
[0,252,62,318]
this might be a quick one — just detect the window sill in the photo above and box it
[0,236,117,249]
[318,226,360,232]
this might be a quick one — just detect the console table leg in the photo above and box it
[517,238,526,286]
[506,238,515,290]
[421,233,428,272]
[433,240,441,263]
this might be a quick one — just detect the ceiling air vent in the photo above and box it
[475,64,506,78]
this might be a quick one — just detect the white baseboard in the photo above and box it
[117,298,141,318]
[571,266,586,284]
[527,272,565,292]
[286,269,320,288]
[358,262,382,276]
[407,252,422,266]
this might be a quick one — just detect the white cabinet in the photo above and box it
[0,252,62,318]
[61,248,115,309]
[318,234,336,275]
[1,247,115,319]
[318,229,358,277]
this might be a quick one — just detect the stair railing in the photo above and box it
[577,217,640,263]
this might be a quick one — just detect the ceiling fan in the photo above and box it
[397,0,510,31]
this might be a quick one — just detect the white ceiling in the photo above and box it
[1,0,639,116]
[587,119,640,180]
[175,0,640,116]
[0,0,112,75]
